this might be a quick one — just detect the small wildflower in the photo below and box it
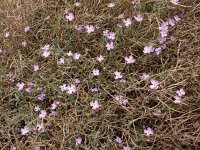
[123,18,132,27]
[66,51,73,56]
[76,137,82,146]
[114,71,123,79]
[143,45,154,54]
[73,53,81,60]
[117,13,124,19]
[170,0,179,5]
[120,79,126,84]
[37,86,43,91]
[140,72,150,81]
[174,96,183,104]
[107,32,116,40]
[153,109,161,116]
[36,123,45,132]
[34,64,39,72]
[24,26,30,33]
[74,2,81,7]
[66,84,77,94]
[4,31,10,38]
[107,2,115,8]
[97,55,104,62]
[20,126,30,135]
[134,13,143,22]
[38,93,46,101]
[16,82,25,91]
[60,84,68,92]
[85,25,95,34]
[106,41,114,50]
[57,58,65,65]
[115,95,128,105]
[34,105,41,112]
[90,100,101,110]
[75,25,83,32]
[65,12,75,21]
[10,146,17,150]
[155,47,162,55]
[39,110,47,119]
[124,55,136,64]
[92,69,100,76]
[174,15,180,22]
[123,146,132,150]
[42,50,50,58]
[22,41,27,47]
[90,88,98,92]
[144,127,154,137]
[41,44,50,51]
[25,87,32,93]
[149,80,159,90]
[115,136,122,144]
[168,18,176,26]
[74,78,81,84]
[157,36,167,44]
[131,0,138,5]
[176,88,185,97]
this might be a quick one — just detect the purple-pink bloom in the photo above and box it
[168,18,176,26]
[65,12,75,21]
[134,13,143,22]
[38,93,46,101]
[16,82,25,91]
[157,36,166,44]
[170,0,179,5]
[66,84,77,94]
[106,41,114,50]
[24,26,30,33]
[20,126,30,135]
[124,55,136,64]
[174,15,181,22]
[34,64,39,72]
[176,88,185,97]
[155,47,162,55]
[85,25,95,33]
[115,136,122,144]
[174,96,183,104]
[90,100,101,110]
[143,45,154,54]
[149,80,159,90]
[140,72,150,81]
[123,18,132,27]
[39,110,47,119]
[123,146,132,150]
[144,127,154,137]
[76,137,82,146]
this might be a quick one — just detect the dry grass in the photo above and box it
[0,0,200,150]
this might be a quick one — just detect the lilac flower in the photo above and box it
[123,146,132,150]
[75,25,83,32]
[90,100,101,110]
[168,18,176,26]
[57,58,65,65]
[92,69,100,76]
[74,2,81,7]
[41,44,50,51]
[20,126,30,135]
[73,53,81,60]
[4,31,10,38]
[97,55,104,62]
[124,55,136,64]
[149,80,159,90]
[90,88,98,92]
[170,0,179,5]
[176,88,185,97]
[115,136,122,144]
[107,32,116,40]
[38,94,46,101]
[158,22,169,37]
[106,41,114,50]
[34,105,41,112]
[114,71,123,79]
[153,109,161,116]
[35,146,41,150]
[65,12,75,21]
[66,84,77,94]
[117,24,123,28]
[174,15,180,22]
[25,87,32,93]
[74,78,81,84]
[123,18,132,27]
[22,41,27,47]
[85,25,95,33]
[24,26,30,33]
[36,123,45,132]
[115,95,128,105]
[140,72,150,81]
[39,110,47,119]
[42,50,50,58]
[10,146,17,150]
[117,13,124,19]
[131,0,138,5]
[120,79,126,84]
[155,47,162,55]
[16,82,25,91]
[51,101,59,110]
[37,86,43,91]
[34,64,39,72]
[157,36,166,44]
[174,96,183,104]
[144,127,154,137]
[66,51,73,56]
[76,137,82,146]
[107,2,115,8]
[134,13,143,22]
[60,84,68,92]
[143,45,154,54]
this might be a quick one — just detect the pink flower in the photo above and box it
[75,25,83,32]
[66,84,77,94]
[39,110,47,119]
[22,41,27,47]
[73,53,81,60]
[36,123,45,132]
[155,47,162,55]
[10,146,17,150]
[34,105,41,112]
[143,45,154,54]
[115,95,128,105]
[176,88,185,97]
[107,32,116,40]
[74,2,81,7]
[20,126,30,135]
[66,51,73,56]
[153,109,161,116]
[16,82,25,91]
[85,25,95,33]
[131,0,138,5]
[57,58,65,65]
[123,18,132,27]
[92,69,100,76]
[174,15,180,22]
[114,71,123,79]
[144,127,154,137]
[65,12,75,21]
[34,64,39,72]
[107,2,115,8]
[170,0,179,5]
[76,137,82,146]
[51,101,60,110]
[140,72,150,81]
[106,41,114,50]
[4,31,10,38]
[90,88,98,92]
[90,100,101,110]
[168,18,176,26]
[74,78,81,84]
[42,50,50,58]
[60,84,68,92]
[97,55,104,62]
[115,136,122,144]
[134,13,143,22]
[41,44,50,51]
[38,93,46,101]
[124,55,136,64]
[149,80,159,90]
[174,96,183,104]
[117,13,124,19]
[123,146,132,150]
[24,26,30,33]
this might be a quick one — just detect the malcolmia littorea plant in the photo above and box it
[1,0,199,150]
